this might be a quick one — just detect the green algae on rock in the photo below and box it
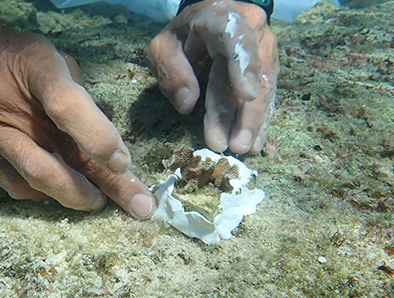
[1,0,394,296]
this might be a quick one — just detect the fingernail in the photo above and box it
[107,148,131,174]
[250,135,264,154]
[90,192,107,211]
[233,129,253,153]
[129,193,156,219]
[253,136,263,152]
[210,140,228,153]
[174,87,191,113]
[244,72,258,99]
[206,131,228,153]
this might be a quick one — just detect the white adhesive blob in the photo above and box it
[225,12,238,38]
[234,39,250,74]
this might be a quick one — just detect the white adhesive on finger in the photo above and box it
[234,40,250,74]
[225,12,238,38]
[224,12,251,75]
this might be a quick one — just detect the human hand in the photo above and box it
[146,0,279,154]
[0,26,156,219]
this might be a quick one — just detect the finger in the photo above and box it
[247,27,278,154]
[249,102,273,154]
[190,4,262,101]
[183,26,211,76]
[146,30,200,114]
[67,155,157,219]
[0,156,49,201]
[92,170,156,220]
[18,39,130,174]
[204,54,237,152]
[229,74,276,154]
[0,127,107,211]
[229,22,278,154]
[228,99,261,154]
[224,14,261,101]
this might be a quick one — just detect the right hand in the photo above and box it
[146,0,279,154]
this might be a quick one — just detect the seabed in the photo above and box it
[0,0,393,297]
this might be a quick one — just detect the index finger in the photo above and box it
[18,37,130,174]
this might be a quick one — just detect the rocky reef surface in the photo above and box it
[0,0,393,297]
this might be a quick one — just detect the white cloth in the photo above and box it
[50,0,340,21]
[50,0,181,20]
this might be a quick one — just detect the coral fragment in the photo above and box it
[163,146,240,193]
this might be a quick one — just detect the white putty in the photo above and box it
[224,12,250,74]
[225,11,238,38]
[262,74,269,82]
[234,40,250,74]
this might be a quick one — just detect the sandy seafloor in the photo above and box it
[0,0,393,297]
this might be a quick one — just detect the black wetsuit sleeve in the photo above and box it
[177,0,274,24]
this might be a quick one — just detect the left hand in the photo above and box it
[0,26,156,219]
[146,0,279,154]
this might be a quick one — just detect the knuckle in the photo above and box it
[146,32,168,58]
[258,9,268,25]
[46,95,78,126]
[26,166,53,191]
[79,156,103,178]
[240,4,267,30]
[42,84,86,130]
[21,154,57,190]
[78,156,122,199]
[10,31,53,54]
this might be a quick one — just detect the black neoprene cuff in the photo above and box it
[177,0,274,24]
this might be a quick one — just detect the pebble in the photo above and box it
[318,256,327,264]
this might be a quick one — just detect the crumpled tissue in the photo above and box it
[152,148,265,244]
